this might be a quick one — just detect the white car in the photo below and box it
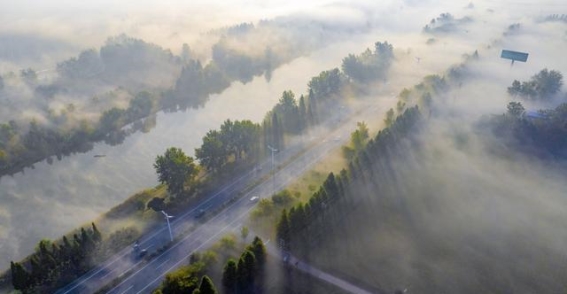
[250,196,260,202]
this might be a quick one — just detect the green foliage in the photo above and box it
[277,107,423,255]
[10,224,107,292]
[20,68,37,82]
[222,259,238,294]
[271,189,294,206]
[506,102,525,118]
[128,91,155,120]
[236,250,256,293]
[341,41,394,83]
[276,209,291,250]
[147,197,166,212]
[195,119,261,172]
[484,102,567,158]
[195,130,226,172]
[246,237,267,272]
[154,147,198,196]
[100,34,176,76]
[160,263,203,294]
[240,226,249,240]
[197,275,218,294]
[343,122,370,160]
[10,261,30,290]
[508,69,563,100]
[308,68,345,99]
[57,49,104,79]
[384,108,395,127]
[274,91,300,133]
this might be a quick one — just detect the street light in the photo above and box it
[267,145,278,196]
[161,210,174,242]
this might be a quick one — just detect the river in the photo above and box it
[0,38,378,269]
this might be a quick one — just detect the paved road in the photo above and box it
[259,236,380,294]
[56,94,393,294]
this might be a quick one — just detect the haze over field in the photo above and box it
[0,0,566,293]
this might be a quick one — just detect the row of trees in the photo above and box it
[276,107,423,255]
[341,41,394,83]
[192,70,347,176]
[0,29,306,177]
[0,90,159,175]
[10,223,103,293]
[187,40,395,194]
[154,237,267,294]
[195,120,261,173]
[221,237,267,294]
[507,69,563,101]
[482,101,567,158]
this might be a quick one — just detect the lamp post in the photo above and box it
[161,210,174,242]
[267,145,278,196]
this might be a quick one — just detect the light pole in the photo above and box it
[267,145,278,196]
[161,210,174,242]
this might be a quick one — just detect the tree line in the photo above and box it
[10,223,103,293]
[151,40,395,213]
[276,106,423,255]
[153,236,267,294]
[0,25,308,178]
[507,69,563,101]
[5,39,396,292]
[481,100,567,158]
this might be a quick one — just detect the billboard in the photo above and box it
[501,50,529,62]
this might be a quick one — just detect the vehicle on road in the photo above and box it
[195,209,206,219]
[250,196,260,202]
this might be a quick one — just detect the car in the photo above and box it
[195,209,206,219]
[250,196,260,202]
[138,249,148,258]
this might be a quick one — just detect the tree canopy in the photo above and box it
[154,147,198,196]
[508,69,563,100]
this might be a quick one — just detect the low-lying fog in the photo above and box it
[0,0,565,285]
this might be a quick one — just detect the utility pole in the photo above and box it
[267,145,278,196]
[161,210,174,242]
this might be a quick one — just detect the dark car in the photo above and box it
[195,209,206,219]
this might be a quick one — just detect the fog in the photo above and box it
[0,0,566,292]
[301,2,567,292]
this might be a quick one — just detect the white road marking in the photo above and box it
[155,258,170,270]
[120,285,133,294]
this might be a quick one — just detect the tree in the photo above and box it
[308,68,344,99]
[11,261,30,290]
[384,108,395,126]
[147,197,166,212]
[195,130,226,172]
[274,91,300,133]
[91,222,102,243]
[507,101,525,118]
[507,69,563,100]
[269,112,283,150]
[276,209,291,250]
[236,251,256,293]
[240,226,249,240]
[128,91,154,120]
[222,259,238,294]
[154,147,198,196]
[197,275,218,294]
[247,237,267,272]
[533,69,563,98]
[298,95,307,131]
[181,43,191,63]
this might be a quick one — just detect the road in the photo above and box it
[56,95,393,294]
[258,235,379,294]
